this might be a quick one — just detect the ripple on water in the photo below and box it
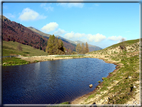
[2,58,116,104]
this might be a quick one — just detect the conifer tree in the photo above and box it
[76,43,82,54]
[82,43,86,54]
[85,42,89,53]
[46,35,65,55]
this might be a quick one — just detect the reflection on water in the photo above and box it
[2,58,116,104]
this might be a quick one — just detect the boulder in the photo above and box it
[89,84,93,88]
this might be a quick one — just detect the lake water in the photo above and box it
[2,58,116,104]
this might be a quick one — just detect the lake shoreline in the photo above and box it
[70,56,122,104]
[2,55,123,104]
[2,55,87,66]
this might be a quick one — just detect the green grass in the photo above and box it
[2,57,30,66]
[85,39,140,104]
[105,39,140,50]
[60,101,70,104]
[2,41,48,56]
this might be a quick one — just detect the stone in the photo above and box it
[89,84,93,88]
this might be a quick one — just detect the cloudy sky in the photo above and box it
[3,2,140,48]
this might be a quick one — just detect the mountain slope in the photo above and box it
[1,15,48,51]
[28,26,50,39]
[57,36,102,52]
[1,15,76,52]
[27,27,102,52]
[27,27,76,51]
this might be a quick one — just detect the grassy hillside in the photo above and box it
[105,39,140,49]
[73,39,140,104]
[2,41,48,56]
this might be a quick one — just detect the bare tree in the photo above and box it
[17,43,22,51]
[120,38,126,51]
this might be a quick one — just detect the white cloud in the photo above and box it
[88,33,106,42]
[19,8,46,21]
[64,31,74,39]
[64,32,85,39]
[108,36,123,41]
[5,13,15,18]
[54,28,66,35]
[58,3,84,8]
[64,32,106,42]
[40,3,53,11]
[40,3,46,7]
[44,6,54,11]
[41,22,58,33]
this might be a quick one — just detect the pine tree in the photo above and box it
[82,43,86,54]
[46,35,56,55]
[76,43,82,54]
[85,42,89,53]
[46,35,65,55]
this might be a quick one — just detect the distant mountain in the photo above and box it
[73,40,102,51]
[1,15,47,51]
[27,27,102,52]
[57,36,102,52]
[27,27,76,51]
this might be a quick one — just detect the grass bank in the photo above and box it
[71,39,140,105]
[2,41,48,66]
[2,57,30,66]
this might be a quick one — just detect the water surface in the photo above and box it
[2,58,116,104]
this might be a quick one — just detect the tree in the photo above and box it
[17,43,22,51]
[85,42,89,53]
[58,39,64,52]
[46,35,65,55]
[81,43,85,54]
[76,43,82,54]
[46,35,56,55]
[120,38,126,51]
[68,48,72,55]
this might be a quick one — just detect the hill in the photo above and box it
[2,41,48,56]
[27,26,50,39]
[71,38,140,104]
[1,15,48,51]
[1,15,76,53]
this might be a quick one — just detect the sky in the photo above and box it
[2,2,140,49]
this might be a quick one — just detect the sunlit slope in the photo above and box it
[2,41,48,56]
[79,39,140,104]
[89,39,140,56]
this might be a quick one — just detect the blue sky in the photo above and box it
[3,2,140,48]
